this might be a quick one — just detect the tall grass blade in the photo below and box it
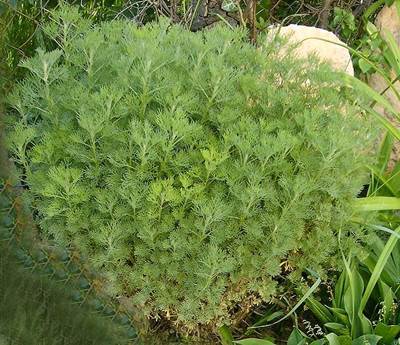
[306,297,333,324]
[362,106,400,141]
[342,260,365,338]
[250,276,321,328]
[234,339,275,345]
[344,75,399,119]
[382,29,400,78]
[360,225,400,313]
[363,0,385,21]
[248,311,283,330]
[368,165,397,196]
[333,270,347,309]
[372,224,400,238]
[219,325,234,345]
[377,132,394,175]
[354,196,400,211]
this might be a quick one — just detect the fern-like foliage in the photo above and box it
[6,5,374,335]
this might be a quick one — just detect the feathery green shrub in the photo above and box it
[6,5,374,335]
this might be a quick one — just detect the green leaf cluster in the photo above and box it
[6,5,374,335]
[304,226,400,344]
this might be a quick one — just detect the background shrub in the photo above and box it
[0,249,128,345]
[7,5,374,336]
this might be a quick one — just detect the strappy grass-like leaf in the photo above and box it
[353,196,400,211]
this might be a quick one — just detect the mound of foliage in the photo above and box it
[6,5,373,336]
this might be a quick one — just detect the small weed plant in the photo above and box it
[7,5,374,336]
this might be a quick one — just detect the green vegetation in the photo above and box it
[3,1,400,344]
[231,230,400,344]
[0,251,127,345]
[5,4,376,338]
[220,2,400,343]
[0,0,154,94]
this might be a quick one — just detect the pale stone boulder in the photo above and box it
[269,24,354,76]
[369,3,400,111]
[375,3,400,43]
[368,4,400,169]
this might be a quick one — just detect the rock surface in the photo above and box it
[375,3,400,44]
[270,24,354,76]
[369,3,400,112]
[369,3,400,169]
